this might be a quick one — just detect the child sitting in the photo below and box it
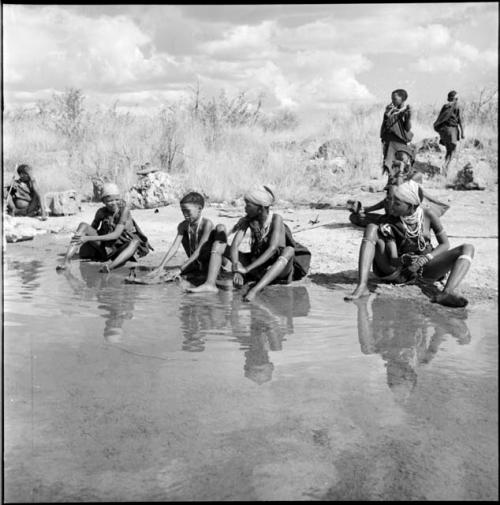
[5,164,47,220]
[188,185,311,302]
[56,183,152,272]
[144,192,224,282]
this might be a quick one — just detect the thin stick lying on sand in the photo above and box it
[292,220,497,239]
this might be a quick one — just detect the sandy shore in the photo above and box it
[5,186,498,306]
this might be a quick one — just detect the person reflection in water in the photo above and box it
[178,290,233,352]
[61,262,137,343]
[354,295,471,403]
[9,259,43,299]
[231,286,311,384]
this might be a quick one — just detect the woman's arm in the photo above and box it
[76,206,131,243]
[457,107,465,138]
[244,214,285,273]
[363,199,386,214]
[230,228,246,268]
[429,211,450,258]
[156,234,183,270]
[180,219,214,272]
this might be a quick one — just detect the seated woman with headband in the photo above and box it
[188,185,311,302]
[345,180,474,308]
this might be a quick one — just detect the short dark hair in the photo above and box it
[17,164,32,176]
[392,89,408,101]
[180,191,205,208]
[447,90,457,101]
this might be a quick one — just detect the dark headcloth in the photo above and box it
[392,89,408,101]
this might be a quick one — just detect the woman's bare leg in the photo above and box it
[57,223,97,270]
[244,246,295,302]
[100,238,141,272]
[345,224,396,300]
[187,225,229,293]
[423,244,474,307]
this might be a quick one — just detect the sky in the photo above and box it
[3,3,498,119]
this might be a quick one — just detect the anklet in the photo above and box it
[457,254,472,263]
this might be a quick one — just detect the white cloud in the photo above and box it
[2,3,498,115]
[3,5,185,92]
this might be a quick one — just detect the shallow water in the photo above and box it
[4,257,498,501]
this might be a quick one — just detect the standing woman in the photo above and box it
[433,90,465,176]
[380,89,414,176]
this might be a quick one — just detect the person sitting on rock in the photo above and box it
[348,149,449,227]
[5,164,47,220]
[345,180,475,308]
[433,90,465,176]
[144,191,223,283]
[56,183,152,272]
[187,185,311,302]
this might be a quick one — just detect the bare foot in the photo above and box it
[99,264,111,273]
[344,284,371,301]
[433,291,468,308]
[186,283,219,293]
[56,264,68,272]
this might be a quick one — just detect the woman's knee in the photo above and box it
[460,243,475,257]
[365,223,378,239]
[281,246,295,260]
[214,224,228,243]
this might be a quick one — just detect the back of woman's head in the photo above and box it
[180,191,205,208]
[447,90,457,102]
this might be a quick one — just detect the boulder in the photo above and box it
[415,137,442,154]
[128,171,183,209]
[45,190,82,216]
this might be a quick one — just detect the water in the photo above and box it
[4,257,498,501]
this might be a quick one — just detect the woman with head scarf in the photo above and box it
[188,185,311,301]
[345,180,475,308]
[433,90,465,176]
[380,89,414,176]
[56,182,152,272]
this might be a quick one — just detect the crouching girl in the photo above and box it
[345,180,474,308]
[188,186,311,301]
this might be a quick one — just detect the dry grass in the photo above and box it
[3,88,497,204]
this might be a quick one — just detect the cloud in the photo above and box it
[3,5,187,93]
[2,3,498,116]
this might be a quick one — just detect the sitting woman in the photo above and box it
[349,149,449,227]
[345,180,474,308]
[56,183,152,272]
[5,164,47,220]
[188,186,311,302]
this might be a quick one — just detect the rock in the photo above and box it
[128,171,183,209]
[415,137,442,154]
[45,190,82,216]
[413,160,441,178]
[4,214,48,243]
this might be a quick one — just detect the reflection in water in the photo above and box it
[179,291,232,352]
[7,259,43,299]
[61,262,137,343]
[236,287,311,385]
[354,296,472,403]
[178,286,311,384]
